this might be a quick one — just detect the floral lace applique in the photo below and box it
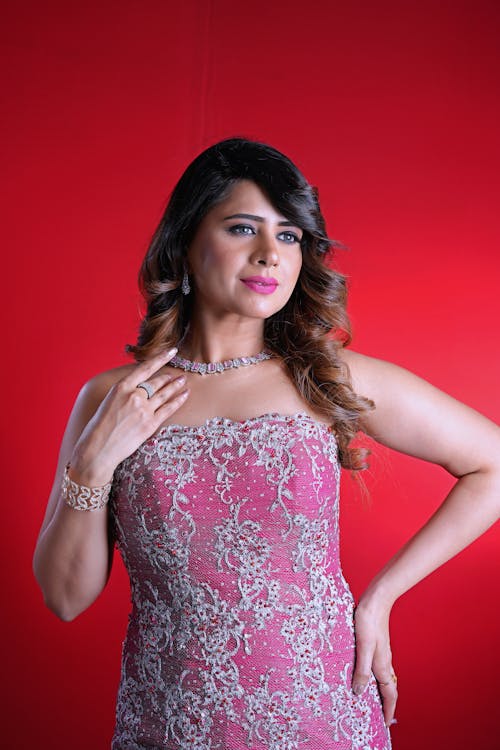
[110,414,390,750]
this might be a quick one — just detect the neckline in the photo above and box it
[151,411,333,441]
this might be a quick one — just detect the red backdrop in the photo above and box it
[2,1,499,748]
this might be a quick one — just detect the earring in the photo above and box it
[181,270,191,295]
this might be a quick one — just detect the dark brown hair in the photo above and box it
[127,137,373,469]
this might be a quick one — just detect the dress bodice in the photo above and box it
[110,413,390,750]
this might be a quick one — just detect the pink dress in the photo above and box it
[110,413,391,750]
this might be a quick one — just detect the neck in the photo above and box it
[179,313,266,363]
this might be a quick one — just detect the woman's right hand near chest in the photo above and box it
[69,348,189,485]
[33,348,189,621]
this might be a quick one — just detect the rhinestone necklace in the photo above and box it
[169,349,273,375]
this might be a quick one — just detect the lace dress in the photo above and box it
[110,413,391,750]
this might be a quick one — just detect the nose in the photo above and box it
[251,232,280,267]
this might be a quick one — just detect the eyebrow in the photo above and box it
[223,213,298,228]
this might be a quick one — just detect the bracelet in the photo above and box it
[62,464,113,511]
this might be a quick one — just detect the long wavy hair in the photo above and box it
[127,137,373,469]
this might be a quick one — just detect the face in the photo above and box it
[186,180,303,321]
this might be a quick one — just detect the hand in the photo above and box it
[352,596,398,729]
[69,348,189,484]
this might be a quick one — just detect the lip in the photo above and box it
[241,276,279,285]
[241,276,279,295]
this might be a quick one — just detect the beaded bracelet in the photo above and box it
[62,464,113,511]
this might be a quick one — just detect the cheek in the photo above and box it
[278,256,302,303]
[288,253,303,284]
[191,241,241,285]
[191,240,225,272]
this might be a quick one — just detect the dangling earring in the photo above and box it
[181,270,191,295]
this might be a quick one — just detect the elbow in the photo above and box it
[41,587,99,622]
[43,594,83,622]
[32,547,110,622]
[32,557,74,621]
[33,564,97,622]
[37,581,87,621]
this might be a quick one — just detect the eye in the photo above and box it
[227,224,255,236]
[279,231,302,244]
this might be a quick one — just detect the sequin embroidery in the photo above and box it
[110,413,391,750]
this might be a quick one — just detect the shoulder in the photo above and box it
[337,346,450,419]
[338,348,500,474]
[337,348,412,399]
[338,347,462,405]
[58,363,141,459]
[76,363,138,412]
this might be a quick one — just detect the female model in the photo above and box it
[33,138,500,750]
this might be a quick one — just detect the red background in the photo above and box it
[2,1,499,748]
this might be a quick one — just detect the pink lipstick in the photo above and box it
[241,276,279,295]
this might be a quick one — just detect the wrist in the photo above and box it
[66,464,114,488]
[68,449,115,488]
[358,578,398,614]
[62,463,113,512]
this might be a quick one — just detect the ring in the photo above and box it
[377,672,397,686]
[136,381,155,399]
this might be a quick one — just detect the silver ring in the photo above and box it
[136,381,155,399]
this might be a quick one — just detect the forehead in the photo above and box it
[211,179,288,221]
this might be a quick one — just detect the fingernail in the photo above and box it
[352,684,365,696]
[167,347,178,356]
[387,718,397,728]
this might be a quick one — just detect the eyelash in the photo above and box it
[228,224,302,244]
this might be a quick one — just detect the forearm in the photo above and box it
[33,493,112,621]
[360,468,500,609]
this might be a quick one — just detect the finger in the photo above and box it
[352,635,375,696]
[376,677,398,727]
[150,375,187,406]
[153,387,190,422]
[135,369,182,398]
[373,656,398,727]
[127,347,178,388]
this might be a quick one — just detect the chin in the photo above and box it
[242,300,286,319]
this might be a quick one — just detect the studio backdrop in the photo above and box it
[2,1,499,749]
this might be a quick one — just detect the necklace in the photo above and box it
[169,349,273,375]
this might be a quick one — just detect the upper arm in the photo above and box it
[340,349,500,477]
[37,365,134,537]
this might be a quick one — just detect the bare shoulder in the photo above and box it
[338,345,463,418]
[338,347,500,474]
[63,363,139,438]
[78,363,137,408]
[337,347,481,410]
[337,348,418,397]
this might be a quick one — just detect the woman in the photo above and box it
[33,138,500,750]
